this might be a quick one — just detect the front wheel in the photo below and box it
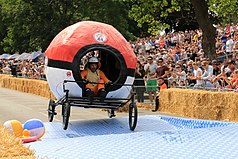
[129,103,138,131]
[62,102,71,130]
[48,99,56,122]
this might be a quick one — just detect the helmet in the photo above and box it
[88,57,99,63]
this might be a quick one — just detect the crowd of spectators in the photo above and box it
[131,23,238,104]
[0,57,46,80]
[1,24,238,103]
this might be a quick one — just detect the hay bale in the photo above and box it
[0,76,55,100]
[0,74,9,87]
[159,88,238,121]
[0,126,35,158]
[2,75,238,122]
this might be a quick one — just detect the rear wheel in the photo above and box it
[48,99,56,122]
[62,102,71,130]
[129,103,138,131]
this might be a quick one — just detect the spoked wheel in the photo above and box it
[62,102,71,130]
[107,109,116,118]
[48,99,56,122]
[129,103,138,131]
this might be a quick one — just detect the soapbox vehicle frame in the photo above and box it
[47,80,138,131]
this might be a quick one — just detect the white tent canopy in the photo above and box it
[1,51,44,61]
[0,54,10,60]
[7,54,20,60]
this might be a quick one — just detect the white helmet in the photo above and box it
[88,57,99,63]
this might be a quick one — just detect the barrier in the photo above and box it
[0,74,55,99]
[0,74,9,87]
[159,88,238,121]
[2,74,238,121]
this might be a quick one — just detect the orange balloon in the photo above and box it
[22,129,31,137]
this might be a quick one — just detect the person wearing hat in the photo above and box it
[81,57,111,102]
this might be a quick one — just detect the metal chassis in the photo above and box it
[48,80,138,131]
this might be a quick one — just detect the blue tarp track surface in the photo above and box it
[27,115,238,159]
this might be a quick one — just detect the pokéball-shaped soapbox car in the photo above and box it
[45,21,138,130]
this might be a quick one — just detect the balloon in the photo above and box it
[23,119,45,139]
[3,120,23,137]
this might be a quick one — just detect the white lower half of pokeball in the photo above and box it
[46,66,82,100]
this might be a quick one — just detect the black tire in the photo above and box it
[48,99,55,122]
[129,103,138,131]
[62,102,71,130]
[107,109,116,118]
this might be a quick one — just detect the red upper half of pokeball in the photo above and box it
[45,21,137,69]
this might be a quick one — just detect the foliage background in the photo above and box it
[0,0,237,56]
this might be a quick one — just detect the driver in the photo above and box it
[81,57,111,102]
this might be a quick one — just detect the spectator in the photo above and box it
[186,60,196,86]
[174,64,186,86]
[144,56,157,105]
[155,58,169,85]
[10,62,18,77]
[191,62,203,87]
[37,64,46,79]
[154,77,167,112]
[227,60,236,75]
[231,70,238,89]
[226,36,234,54]
[212,60,221,76]
[2,64,11,74]
[170,81,177,88]
[200,61,214,88]
[215,70,231,88]
[168,69,178,88]
[0,61,3,73]
[134,61,146,103]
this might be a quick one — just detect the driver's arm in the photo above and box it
[81,69,88,80]
[100,71,110,83]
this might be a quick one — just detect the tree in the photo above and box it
[0,0,87,53]
[128,0,220,59]
[0,0,140,53]
[208,0,238,25]
[0,4,7,53]
[78,0,137,40]
[191,0,216,59]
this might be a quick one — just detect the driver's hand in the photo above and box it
[82,78,89,84]
[106,81,112,86]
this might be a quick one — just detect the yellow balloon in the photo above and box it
[3,120,23,137]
